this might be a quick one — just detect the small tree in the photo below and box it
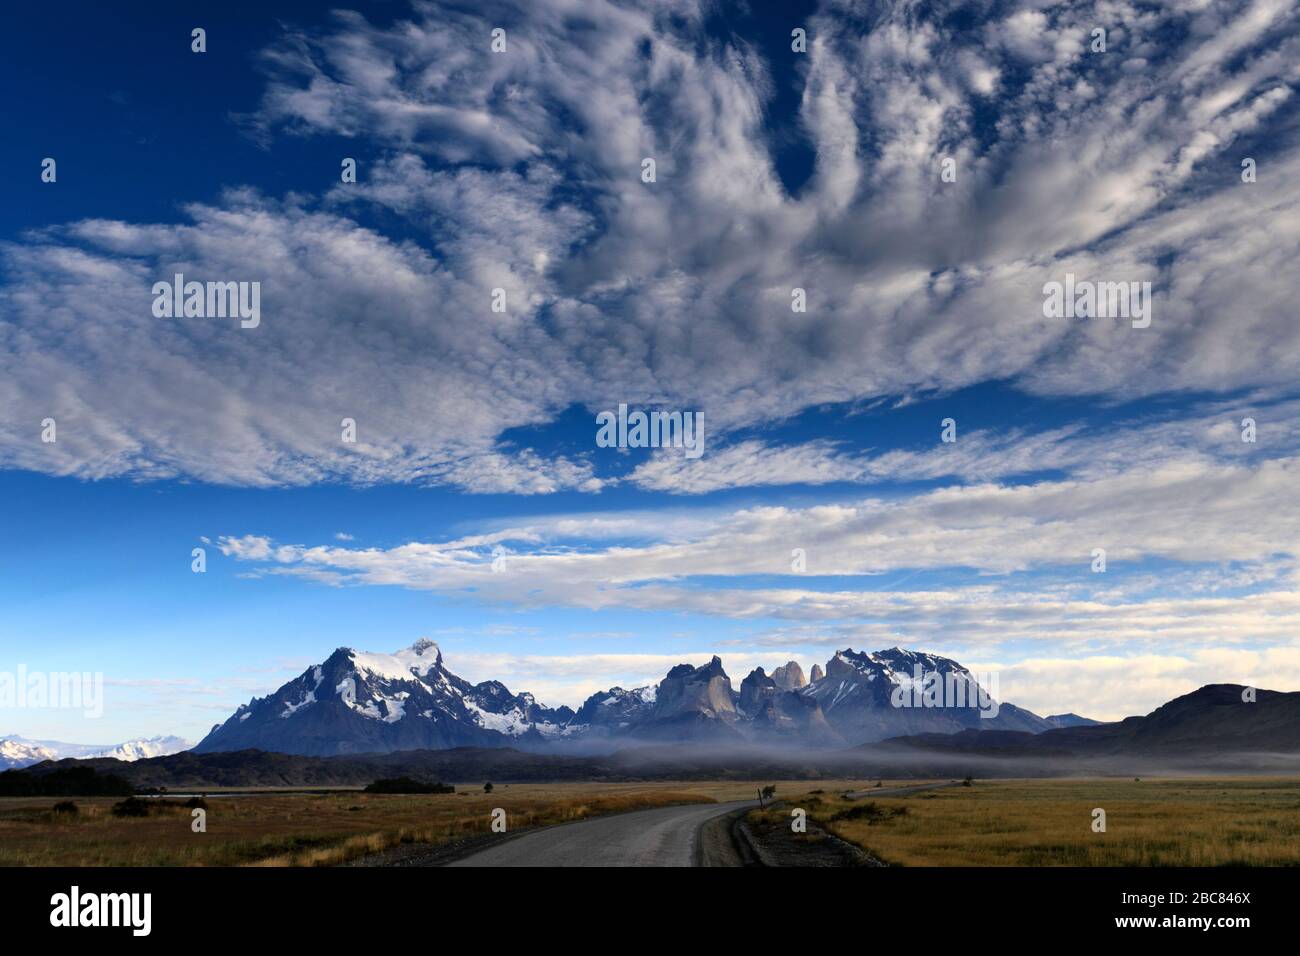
[483,781,494,794]
[761,784,776,801]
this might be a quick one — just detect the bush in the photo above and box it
[111,796,152,817]
[832,801,909,824]
[51,800,78,815]
[183,797,208,809]
[363,777,454,795]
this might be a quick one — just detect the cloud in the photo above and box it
[426,644,1300,718]
[0,0,1297,488]
[628,396,1300,493]
[445,649,806,711]
[216,455,1300,654]
[969,646,1300,721]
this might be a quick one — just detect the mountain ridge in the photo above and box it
[9,683,1295,790]
[0,734,191,770]
[194,639,1081,757]
[877,684,1300,757]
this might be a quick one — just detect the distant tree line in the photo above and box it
[363,777,454,794]
[0,766,134,796]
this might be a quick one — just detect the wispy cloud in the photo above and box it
[0,0,1296,488]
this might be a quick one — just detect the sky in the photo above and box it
[2,0,1299,744]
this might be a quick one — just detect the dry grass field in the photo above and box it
[754,777,1300,866]
[7,776,1295,866]
[0,778,876,867]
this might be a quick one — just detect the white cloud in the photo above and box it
[441,645,1300,719]
[628,396,1300,493]
[445,649,805,711]
[217,456,1300,657]
[969,646,1300,722]
[1,0,1298,488]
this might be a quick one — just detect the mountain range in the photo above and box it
[0,735,191,770]
[882,684,1300,756]
[194,639,1087,757]
[11,683,1297,791]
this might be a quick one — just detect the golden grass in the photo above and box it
[0,783,714,867]
[0,779,877,867]
[761,777,1300,866]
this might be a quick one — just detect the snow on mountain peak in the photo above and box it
[347,640,442,682]
[0,734,190,768]
[407,637,440,659]
[93,735,191,761]
[0,737,56,768]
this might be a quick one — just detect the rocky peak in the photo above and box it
[698,655,727,678]
[408,637,441,661]
[654,656,736,720]
[770,661,807,691]
[826,648,869,679]
[738,667,777,716]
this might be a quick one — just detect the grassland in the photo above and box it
[750,777,1300,866]
[7,776,1296,866]
[0,778,872,867]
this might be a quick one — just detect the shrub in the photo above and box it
[51,800,78,815]
[364,777,454,795]
[111,796,152,817]
[832,802,909,824]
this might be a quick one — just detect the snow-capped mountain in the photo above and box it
[797,647,1054,741]
[0,737,57,769]
[462,681,576,738]
[0,734,191,769]
[564,647,1050,746]
[195,639,574,757]
[193,640,1063,757]
[567,684,658,734]
[91,736,191,762]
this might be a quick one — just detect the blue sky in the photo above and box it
[3,0,1300,744]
